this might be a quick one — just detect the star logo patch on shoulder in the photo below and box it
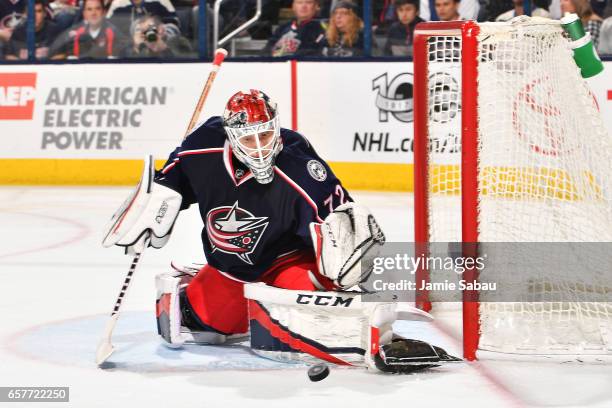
[307,160,327,182]
[206,201,269,265]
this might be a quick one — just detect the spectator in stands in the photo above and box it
[435,0,461,21]
[49,0,80,31]
[321,1,363,56]
[561,0,603,48]
[122,14,191,57]
[0,0,25,43]
[107,0,181,38]
[591,0,608,16]
[5,0,59,59]
[419,0,479,21]
[496,0,550,21]
[383,0,423,56]
[51,0,124,59]
[604,1,612,17]
[480,0,512,21]
[599,16,612,52]
[550,0,562,19]
[263,0,325,57]
[371,0,398,34]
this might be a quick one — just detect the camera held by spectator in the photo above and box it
[106,0,181,39]
[124,15,191,58]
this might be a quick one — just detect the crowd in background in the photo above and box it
[0,0,611,60]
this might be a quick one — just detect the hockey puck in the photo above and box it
[307,363,330,382]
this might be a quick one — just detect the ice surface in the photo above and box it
[0,187,610,408]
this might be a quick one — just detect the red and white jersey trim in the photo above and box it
[178,147,224,157]
[223,141,254,186]
[276,249,299,259]
[217,270,250,284]
[161,148,224,174]
[161,159,179,174]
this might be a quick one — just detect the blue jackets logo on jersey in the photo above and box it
[206,201,269,265]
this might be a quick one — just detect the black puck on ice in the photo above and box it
[308,363,330,382]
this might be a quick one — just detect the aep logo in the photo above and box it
[0,73,37,120]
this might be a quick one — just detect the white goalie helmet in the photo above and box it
[223,90,282,184]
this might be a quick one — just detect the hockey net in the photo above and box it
[413,18,612,360]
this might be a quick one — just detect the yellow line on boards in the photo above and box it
[0,159,414,191]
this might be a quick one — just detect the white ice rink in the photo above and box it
[1,187,611,408]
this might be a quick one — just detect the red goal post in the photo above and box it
[413,21,481,361]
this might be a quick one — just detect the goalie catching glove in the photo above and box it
[310,203,386,289]
[102,155,182,254]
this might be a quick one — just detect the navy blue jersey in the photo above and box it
[263,19,325,57]
[155,116,352,282]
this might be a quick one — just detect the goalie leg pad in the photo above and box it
[244,283,397,367]
[156,268,246,346]
[155,270,188,348]
[243,284,455,373]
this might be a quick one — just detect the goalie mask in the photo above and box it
[223,90,282,184]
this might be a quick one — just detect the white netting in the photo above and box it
[423,18,612,355]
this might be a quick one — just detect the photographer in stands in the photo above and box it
[122,14,190,58]
[107,0,181,38]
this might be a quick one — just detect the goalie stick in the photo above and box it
[95,236,149,366]
[95,48,228,366]
[184,48,228,138]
